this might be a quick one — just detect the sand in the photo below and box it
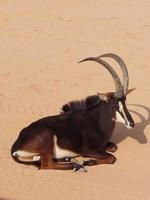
[0,0,150,199]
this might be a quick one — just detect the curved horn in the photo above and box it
[98,53,129,96]
[79,57,123,98]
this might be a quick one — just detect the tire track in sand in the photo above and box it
[0,102,55,129]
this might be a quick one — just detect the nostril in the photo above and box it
[130,121,135,127]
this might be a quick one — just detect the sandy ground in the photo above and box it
[0,0,150,199]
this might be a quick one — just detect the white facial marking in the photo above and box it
[119,102,129,124]
[116,101,131,128]
[115,111,125,124]
[53,136,78,159]
[118,101,123,112]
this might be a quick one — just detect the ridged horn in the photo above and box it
[79,57,123,98]
[98,53,129,96]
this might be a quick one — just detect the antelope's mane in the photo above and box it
[61,95,101,113]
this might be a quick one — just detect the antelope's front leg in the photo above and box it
[105,142,118,153]
[81,150,117,166]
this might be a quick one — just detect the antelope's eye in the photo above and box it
[122,96,126,101]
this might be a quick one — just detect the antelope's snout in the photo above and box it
[125,118,135,129]
[115,100,135,129]
[128,119,135,128]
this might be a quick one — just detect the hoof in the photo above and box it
[108,146,118,153]
[82,159,97,166]
[106,142,118,153]
[108,155,117,164]
[73,164,87,173]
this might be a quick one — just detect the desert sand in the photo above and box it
[0,0,150,199]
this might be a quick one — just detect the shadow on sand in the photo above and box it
[112,104,150,144]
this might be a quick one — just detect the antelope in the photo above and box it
[11,53,135,171]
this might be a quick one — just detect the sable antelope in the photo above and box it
[11,53,135,171]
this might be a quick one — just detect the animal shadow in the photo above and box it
[112,104,149,144]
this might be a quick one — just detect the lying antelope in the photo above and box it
[11,53,135,171]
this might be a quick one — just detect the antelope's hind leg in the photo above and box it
[40,134,85,171]
[12,127,85,171]
[82,150,117,167]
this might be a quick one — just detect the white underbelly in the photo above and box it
[53,136,78,159]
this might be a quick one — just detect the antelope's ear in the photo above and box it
[97,92,111,103]
[127,88,136,95]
